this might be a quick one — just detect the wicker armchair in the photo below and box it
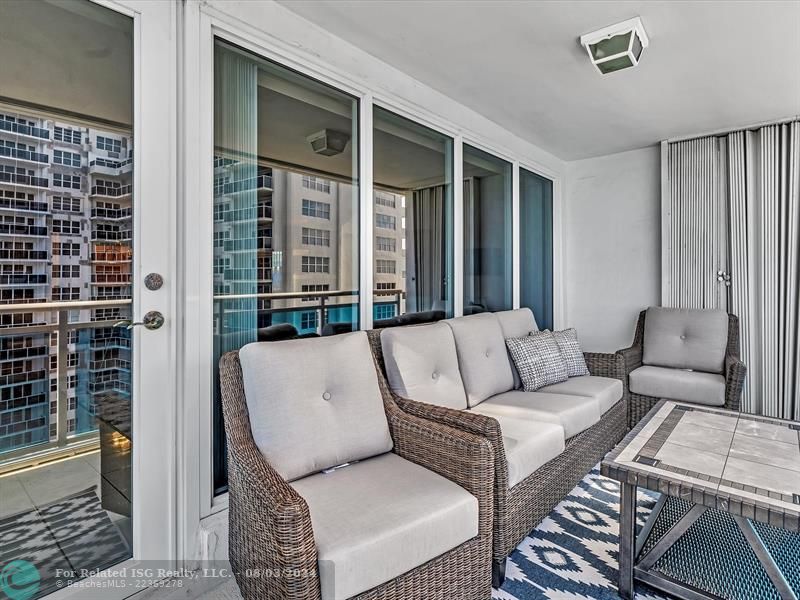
[618,309,747,428]
[367,328,627,586]
[218,344,494,600]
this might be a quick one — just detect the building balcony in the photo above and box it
[0,172,48,189]
[213,174,273,196]
[91,230,132,242]
[90,251,132,263]
[90,184,132,198]
[0,368,48,388]
[0,119,50,140]
[88,158,133,176]
[0,197,49,213]
[0,249,48,261]
[91,273,132,284]
[0,146,49,164]
[0,274,48,285]
[0,224,48,237]
[91,207,132,220]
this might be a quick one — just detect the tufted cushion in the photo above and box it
[380,322,468,410]
[642,307,729,373]
[630,365,726,406]
[495,308,539,389]
[445,313,515,408]
[239,332,393,482]
[505,331,568,391]
[538,375,623,415]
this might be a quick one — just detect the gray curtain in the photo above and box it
[727,122,800,418]
[410,185,446,311]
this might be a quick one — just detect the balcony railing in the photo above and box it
[91,230,132,242]
[0,273,48,285]
[214,174,273,196]
[90,184,132,198]
[0,224,48,237]
[88,158,132,173]
[0,172,48,188]
[0,299,132,471]
[91,207,132,220]
[0,146,49,164]
[0,197,49,213]
[91,273,132,284]
[0,119,50,140]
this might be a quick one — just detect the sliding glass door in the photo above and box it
[520,167,554,329]
[212,39,359,493]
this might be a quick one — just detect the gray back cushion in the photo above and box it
[381,322,468,410]
[446,313,515,407]
[642,307,729,373]
[239,332,393,482]
[495,308,539,389]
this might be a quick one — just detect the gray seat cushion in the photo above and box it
[538,376,623,415]
[643,307,729,373]
[291,452,479,600]
[629,365,726,406]
[475,390,601,439]
[495,308,539,389]
[239,332,393,482]
[468,410,564,488]
[380,322,468,410]
[445,313,515,407]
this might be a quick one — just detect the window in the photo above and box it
[301,199,331,219]
[52,264,80,278]
[53,149,81,167]
[375,193,396,208]
[53,242,80,256]
[301,227,330,246]
[54,126,81,144]
[300,311,318,330]
[376,259,396,274]
[52,287,80,301]
[376,236,396,252]
[463,144,512,312]
[375,213,396,230]
[53,172,81,190]
[52,196,81,213]
[97,136,122,154]
[374,304,396,320]
[301,283,330,301]
[520,168,554,330]
[52,219,81,235]
[376,282,395,290]
[302,175,331,193]
[301,256,330,273]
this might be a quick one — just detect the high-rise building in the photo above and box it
[0,108,133,454]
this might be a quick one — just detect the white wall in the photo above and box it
[564,146,661,352]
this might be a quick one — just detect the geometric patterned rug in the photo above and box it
[493,466,666,600]
[0,487,130,599]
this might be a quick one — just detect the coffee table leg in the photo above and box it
[619,482,636,600]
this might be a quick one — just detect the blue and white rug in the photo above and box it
[493,466,666,600]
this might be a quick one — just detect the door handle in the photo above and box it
[114,310,165,330]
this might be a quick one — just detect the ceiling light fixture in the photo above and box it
[580,17,649,75]
[306,129,350,156]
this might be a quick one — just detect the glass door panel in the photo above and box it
[520,168,554,330]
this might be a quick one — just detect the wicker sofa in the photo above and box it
[617,307,747,428]
[219,331,495,600]
[367,308,628,586]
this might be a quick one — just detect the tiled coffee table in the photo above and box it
[602,400,800,600]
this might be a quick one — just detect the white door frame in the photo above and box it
[48,0,178,596]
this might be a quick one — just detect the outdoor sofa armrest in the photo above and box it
[218,352,321,600]
[616,344,643,374]
[584,351,626,381]
[724,353,747,412]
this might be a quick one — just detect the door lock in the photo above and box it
[114,310,165,330]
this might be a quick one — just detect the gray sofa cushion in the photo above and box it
[629,365,726,406]
[538,375,623,415]
[476,412,564,488]
[291,452,478,600]
[495,308,538,388]
[239,332,393,482]
[505,331,568,391]
[642,307,729,373]
[475,390,601,439]
[445,313,515,407]
[380,322,468,410]
[551,328,590,377]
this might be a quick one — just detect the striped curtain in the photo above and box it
[666,121,800,418]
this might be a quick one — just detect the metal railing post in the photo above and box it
[56,309,69,447]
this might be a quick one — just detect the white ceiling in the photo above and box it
[278,0,800,160]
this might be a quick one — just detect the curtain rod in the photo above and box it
[665,114,800,144]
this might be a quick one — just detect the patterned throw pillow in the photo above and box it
[505,331,568,391]
[551,328,590,377]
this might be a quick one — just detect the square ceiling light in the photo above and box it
[580,17,649,75]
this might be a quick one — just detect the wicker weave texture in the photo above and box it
[367,329,628,561]
[219,346,494,600]
[619,310,747,428]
